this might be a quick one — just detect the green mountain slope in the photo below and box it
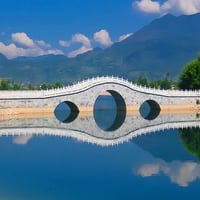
[1,13,200,85]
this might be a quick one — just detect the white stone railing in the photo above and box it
[44,76,200,97]
[0,76,200,99]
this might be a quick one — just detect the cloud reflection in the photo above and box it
[13,135,33,145]
[134,160,200,187]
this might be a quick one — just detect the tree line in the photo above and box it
[0,54,200,90]
[0,79,63,90]
[0,75,176,91]
[133,73,176,90]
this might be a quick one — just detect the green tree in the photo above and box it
[53,81,63,89]
[13,83,22,90]
[0,79,64,90]
[149,80,159,89]
[40,83,48,90]
[135,75,149,86]
[179,54,200,89]
[0,79,11,90]
[28,84,34,90]
[158,73,173,89]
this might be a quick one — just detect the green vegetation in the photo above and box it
[134,73,176,89]
[0,74,176,91]
[1,54,200,91]
[180,128,200,160]
[179,54,200,90]
[40,82,63,90]
[0,79,63,90]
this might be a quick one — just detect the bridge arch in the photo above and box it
[139,99,161,120]
[93,89,126,131]
[54,101,79,123]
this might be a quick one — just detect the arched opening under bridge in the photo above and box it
[93,90,126,131]
[54,101,79,123]
[139,99,161,120]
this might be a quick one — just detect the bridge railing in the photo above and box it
[53,76,200,97]
[0,76,200,99]
[0,90,44,99]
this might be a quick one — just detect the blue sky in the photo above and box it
[0,0,200,59]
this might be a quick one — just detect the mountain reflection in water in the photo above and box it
[0,106,200,199]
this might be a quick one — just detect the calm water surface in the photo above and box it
[0,96,200,200]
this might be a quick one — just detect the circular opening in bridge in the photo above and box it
[139,100,161,120]
[93,90,126,131]
[54,101,79,123]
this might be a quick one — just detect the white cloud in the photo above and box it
[161,0,200,15]
[135,160,200,187]
[68,45,92,58]
[12,32,35,47]
[93,29,113,47]
[46,49,64,55]
[0,42,26,58]
[59,40,71,47]
[59,30,114,57]
[0,42,63,59]
[118,33,133,42]
[133,0,200,15]
[0,32,63,59]
[134,0,161,14]
[36,40,51,48]
[72,33,91,48]
[67,33,92,57]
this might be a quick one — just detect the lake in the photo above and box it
[0,96,200,200]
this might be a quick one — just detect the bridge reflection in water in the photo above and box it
[0,109,199,146]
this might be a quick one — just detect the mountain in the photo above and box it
[14,54,67,62]
[109,13,200,78]
[0,13,200,85]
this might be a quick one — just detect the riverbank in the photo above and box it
[0,104,199,120]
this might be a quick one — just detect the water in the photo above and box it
[0,96,200,199]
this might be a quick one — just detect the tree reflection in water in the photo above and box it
[180,127,200,160]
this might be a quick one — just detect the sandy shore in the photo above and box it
[160,104,200,114]
[0,104,199,120]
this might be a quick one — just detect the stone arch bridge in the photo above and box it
[0,76,199,115]
[0,76,200,145]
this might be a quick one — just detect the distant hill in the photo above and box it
[1,13,200,85]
